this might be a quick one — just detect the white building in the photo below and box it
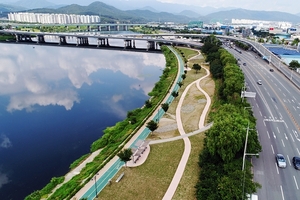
[8,12,100,24]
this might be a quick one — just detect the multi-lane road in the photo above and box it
[226,46,300,200]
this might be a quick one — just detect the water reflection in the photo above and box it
[0,42,165,199]
[0,43,164,112]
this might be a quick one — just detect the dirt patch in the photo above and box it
[151,65,215,138]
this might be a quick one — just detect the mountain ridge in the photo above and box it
[1,1,300,24]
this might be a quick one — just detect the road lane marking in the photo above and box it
[263,120,266,126]
[287,155,291,166]
[271,144,274,154]
[284,133,288,140]
[290,133,295,142]
[279,112,282,119]
[267,131,270,139]
[288,99,291,103]
[294,130,300,142]
[284,122,288,129]
[297,148,300,156]
[277,127,280,133]
[293,106,296,111]
[294,176,299,190]
[275,104,278,109]
[275,162,279,174]
[283,93,286,97]
[267,92,270,96]
[280,185,285,200]
[259,111,262,116]
[273,131,276,139]
[281,139,285,147]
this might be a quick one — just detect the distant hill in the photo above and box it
[2,1,300,24]
[0,3,26,12]
[178,10,202,19]
[19,2,195,23]
[205,9,300,24]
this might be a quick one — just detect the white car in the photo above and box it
[257,80,262,85]
[276,154,287,168]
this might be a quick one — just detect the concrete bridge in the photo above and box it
[0,30,206,52]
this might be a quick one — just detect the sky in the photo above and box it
[2,0,300,14]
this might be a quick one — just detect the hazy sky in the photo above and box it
[3,0,300,14]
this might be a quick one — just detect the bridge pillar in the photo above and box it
[98,25,101,31]
[87,25,91,32]
[147,41,156,51]
[15,34,21,42]
[37,35,45,44]
[15,34,32,42]
[107,26,110,31]
[124,39,132,49]
[76,37,89,46]
[117,25,119,31]
[125,25,128,31]
[59,36,67,45]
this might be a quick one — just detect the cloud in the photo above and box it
[7,89,80,112]
[0,170,10,189]
[0,134,12,148]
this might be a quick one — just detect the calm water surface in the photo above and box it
[0,42,165,199]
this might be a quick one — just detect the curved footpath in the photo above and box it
[64,47,211,200]
[71,46,184,200]
[162,57,212,199]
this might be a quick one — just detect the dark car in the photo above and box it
[292,157,300,170]
[276,154,286,168]
[270,69,274,72]
[243,63,246,66]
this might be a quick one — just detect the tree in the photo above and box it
[161,103,169,112]
[171,91,179,98]
[146,120,158,132]
[181,74,186,79]
[117,148,133,167]
[145,99,152,108]
[192,63,201,73]
[292,38,300,46]
[289,60,300,70]
[177,81,183,87]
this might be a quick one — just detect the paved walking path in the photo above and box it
[162,63,211,200]
[62,48,211,200]
[71,46,184,200]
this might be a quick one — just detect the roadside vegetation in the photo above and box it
[25,45,179,200]
[97,46,212,200]
[195,35,262,200]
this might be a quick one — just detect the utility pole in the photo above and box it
[242,122,259,200]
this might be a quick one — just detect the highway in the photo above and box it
[226,46,300,200]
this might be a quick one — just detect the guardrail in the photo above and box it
[218,35,300,90]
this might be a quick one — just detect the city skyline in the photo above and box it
[2,0,300,14]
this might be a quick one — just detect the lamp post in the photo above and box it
[290,70,294,81]
[92,173,99,199]
[242,122,259,200]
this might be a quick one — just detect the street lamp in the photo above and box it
[242,122,259,200]
[92,173,99,198]
[290,70,294,81]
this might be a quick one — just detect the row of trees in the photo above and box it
[195,35,261,200]
[25,46,179,200]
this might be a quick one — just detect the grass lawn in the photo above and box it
[97,139,184,200]
[96,47,214,200]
